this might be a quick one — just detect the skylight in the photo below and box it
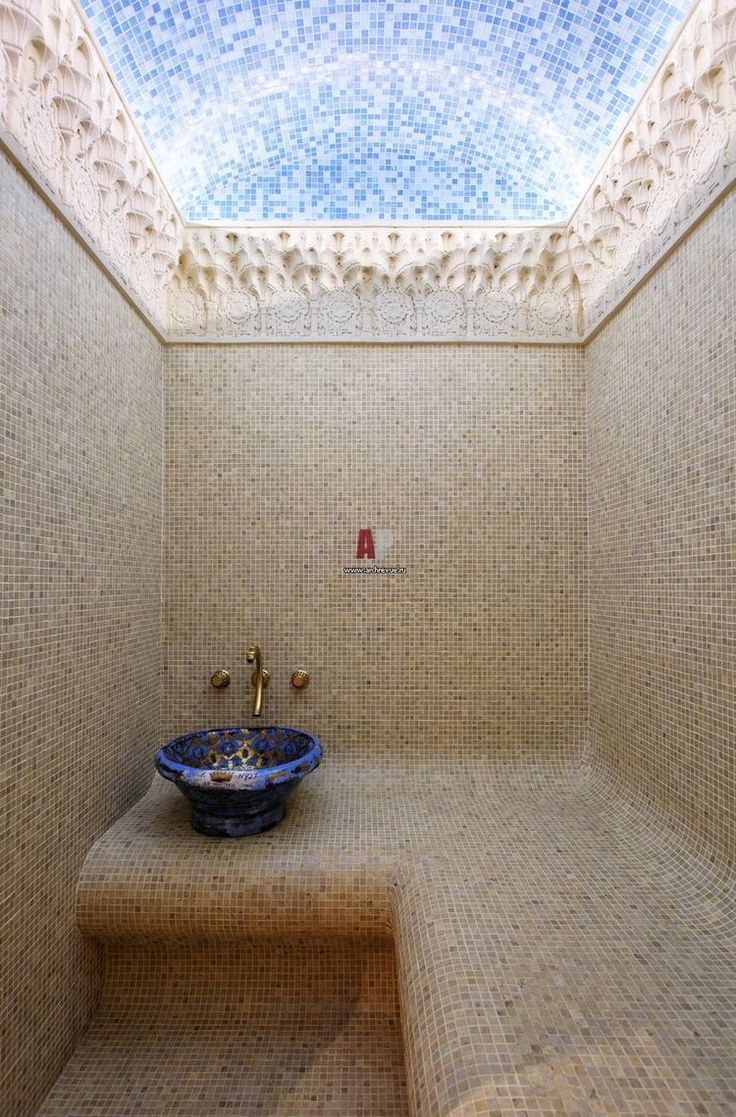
[80,0,692,223]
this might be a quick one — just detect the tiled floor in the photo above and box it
[40,758,735,1117]
[37,939,408,1117]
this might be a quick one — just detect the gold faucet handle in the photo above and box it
[291,670,309,689]
[210,669,231,688]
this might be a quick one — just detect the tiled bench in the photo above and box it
[63,759,736,1117]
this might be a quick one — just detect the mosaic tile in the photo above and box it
[588,186,736,866]
[59,757,735,1116]
[162,342,588,762]
[79,0,692,221]
[0,150,164,1117]
[37,938,409,1116]
[3,102,735,1117]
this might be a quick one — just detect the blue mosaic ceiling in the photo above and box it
[81,0,692,223]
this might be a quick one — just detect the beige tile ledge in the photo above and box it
[75,759,736,1116]
[73,759,575,941]
[77,760,733,941]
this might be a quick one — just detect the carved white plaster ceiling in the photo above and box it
[0,0,734,341]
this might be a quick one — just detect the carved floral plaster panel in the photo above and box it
[1,0,734,342]
[168,225,581,342]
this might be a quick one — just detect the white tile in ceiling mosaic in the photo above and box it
[80,0,692,222]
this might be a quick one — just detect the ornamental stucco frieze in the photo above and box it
[168,225,582,341]
[570,0,736,334]
[1,0,734,342]
[0,0,182,328]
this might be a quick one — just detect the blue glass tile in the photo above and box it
[80,0,691,221]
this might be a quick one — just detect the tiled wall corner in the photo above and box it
[587,187,736,863]
[164,343,587,763]
[0,151,164,1117]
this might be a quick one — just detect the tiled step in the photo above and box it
[37,939,409,1117]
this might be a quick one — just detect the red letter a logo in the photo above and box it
[356,529,375,560]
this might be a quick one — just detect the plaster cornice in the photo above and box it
[0,0,182,330]
[1,0,734,343]
[169,225,583,343]
[569,0,736,336]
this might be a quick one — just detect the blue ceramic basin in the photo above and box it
[155,725,322,837]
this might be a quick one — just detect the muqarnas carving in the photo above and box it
[166,0,735,341]
[169,225,582,341]
[570,0,736,333]
[0,0,181,327]
[1,0,734,341]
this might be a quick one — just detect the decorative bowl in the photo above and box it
[155,725,322,837]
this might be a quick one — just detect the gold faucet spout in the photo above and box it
[246,644,264,717]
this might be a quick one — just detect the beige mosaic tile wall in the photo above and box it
[587,188,736,864]
[164,344,587,762]
[0,150,164,1117]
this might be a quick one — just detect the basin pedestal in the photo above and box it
[180,780,299,837]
